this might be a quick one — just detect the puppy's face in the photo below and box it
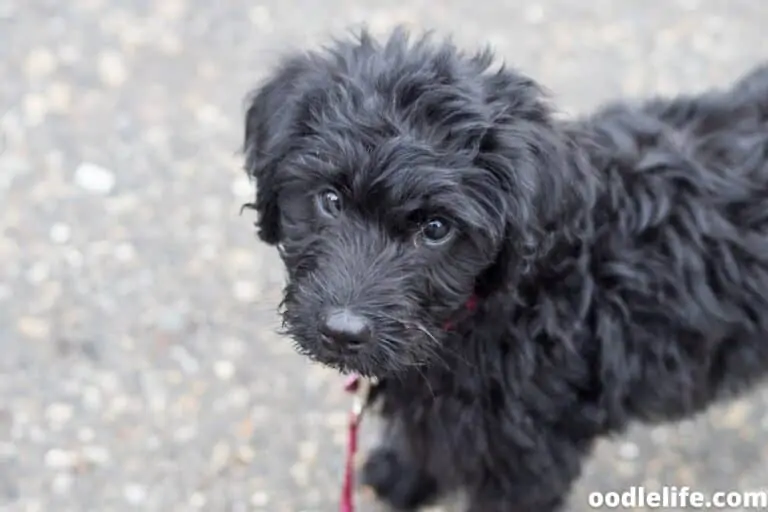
[243,31,559,377]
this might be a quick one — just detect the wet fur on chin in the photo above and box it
[241,29,768,511]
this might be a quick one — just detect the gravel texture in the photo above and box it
[2,1,768,511]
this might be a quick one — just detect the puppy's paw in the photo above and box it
[361,448,439,511]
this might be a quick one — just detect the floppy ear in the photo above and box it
[472,65,586,295]
[242,58,310,245]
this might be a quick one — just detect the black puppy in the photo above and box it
[242,29,768,511]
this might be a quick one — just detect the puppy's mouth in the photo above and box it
[300,339,382,377]
[285,318,443,378]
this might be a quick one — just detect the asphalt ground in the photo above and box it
[1,1,767,510]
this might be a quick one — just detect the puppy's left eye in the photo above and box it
[419,217,452,245]
[316,189,342,218]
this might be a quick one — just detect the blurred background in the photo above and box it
[2,1,768,511]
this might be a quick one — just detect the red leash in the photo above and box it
[341,407,359,512]
[341,374,368,512]
[339,294,478,512]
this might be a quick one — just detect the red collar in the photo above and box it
[340,293,479,511]
[442,293,479,331]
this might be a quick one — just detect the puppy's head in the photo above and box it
[243,30,571,377]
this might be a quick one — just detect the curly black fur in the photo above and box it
[241,29,768,511]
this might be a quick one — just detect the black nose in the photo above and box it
[319,308,373,347]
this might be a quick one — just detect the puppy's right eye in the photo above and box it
[316,189,342,218]
[419,217,453,245]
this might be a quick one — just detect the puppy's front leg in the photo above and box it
[465,487,566,512]
[463,432,590,512]
[360,422,442,511]
[361,447,440,511]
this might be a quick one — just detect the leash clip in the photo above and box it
[344,375,378,418]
